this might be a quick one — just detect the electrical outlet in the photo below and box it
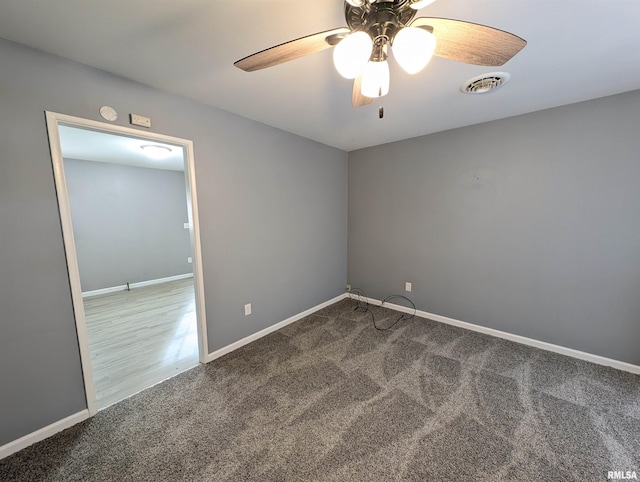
[244,303,252,316]
[346,284,351,292]
[405,282,412,292]
[183,222,190,229]
[187,257,192,263]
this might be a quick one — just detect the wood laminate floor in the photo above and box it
[83,278,199,409]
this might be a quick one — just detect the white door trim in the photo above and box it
[45,111,209,416]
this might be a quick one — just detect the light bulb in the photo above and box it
[410,0,436,9]
[361,60,390,98]
[346,0,365,5]
[392,27,436,74]
[333,31,373,79]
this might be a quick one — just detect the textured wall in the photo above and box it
[65,159,192,291]
[0,38,347,446]
[349,90,640,366]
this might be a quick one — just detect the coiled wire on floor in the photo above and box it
[349,287,417,331]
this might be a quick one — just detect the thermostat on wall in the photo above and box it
[99,105,118,121]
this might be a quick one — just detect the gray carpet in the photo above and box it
[1,298,639,481]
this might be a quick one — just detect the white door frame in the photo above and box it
[45,111,209,415]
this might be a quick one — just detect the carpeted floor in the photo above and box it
[1,298,639,481]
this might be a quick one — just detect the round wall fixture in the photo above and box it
[461,72,511,94]
[99,105,118,121]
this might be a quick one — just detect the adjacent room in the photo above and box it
[1,0,639,480]
[59,126,201,409]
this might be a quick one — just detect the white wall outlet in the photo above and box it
[405,282,412,292]
[346,284,351,292]
[130,113,151,128]
[183,222,190,229]
[187,257,192,263]
[244,303,252,316]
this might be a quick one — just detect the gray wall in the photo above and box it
[65,158,192,292]
[349,89,640,366]
[0,38,347,446]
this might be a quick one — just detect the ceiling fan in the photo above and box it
[234,0,526,108]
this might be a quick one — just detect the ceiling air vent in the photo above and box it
[461,72,511,94]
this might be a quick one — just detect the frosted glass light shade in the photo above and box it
[410,0,437,9]
[361,60,390,98]
[333,32,373,79]
[141,144,172,159]
[392,27,436,74]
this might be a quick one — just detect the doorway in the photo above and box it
[46,111,208,415]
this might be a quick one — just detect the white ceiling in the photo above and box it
[2,0,640,151]
[59,125,185,171]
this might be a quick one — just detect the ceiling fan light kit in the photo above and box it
[361,60,390,97]
[333,31,373,79]
[392,26,436,74]
[234,0,526,108]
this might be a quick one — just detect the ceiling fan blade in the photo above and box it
[411,17,526,66]
[352,76,373,108]
[234,28,351,72]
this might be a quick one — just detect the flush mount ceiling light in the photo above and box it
[234,0,526,108]
[140,144,172,160]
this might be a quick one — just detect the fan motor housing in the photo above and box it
[345,0,417,40]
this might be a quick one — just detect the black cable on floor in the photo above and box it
[348,288,416,331]
[350,287,370,313]
[378,294,416,330]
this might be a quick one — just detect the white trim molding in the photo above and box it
[205,293,348,363]
[0,410,90,460]
[82,273,194,298]
[45,111,210,415]
[350,294,640,375]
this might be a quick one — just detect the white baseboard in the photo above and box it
[0,409,90,460]
[82,273,194,298]
[0,292,349,460]
[205,293,349,363]
[7,290,635,462]
[350,294,640,375]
